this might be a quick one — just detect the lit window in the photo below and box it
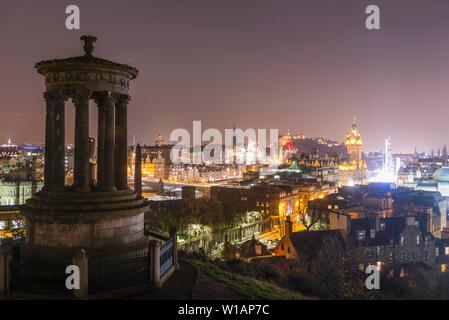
[380,222,386,231]
[416,235,420,245]
[400,268,405,278]
[442,264,447,273]
[400,236,405,246]
[376,261,382,271]
[445,247,449,256]
[357,230,366,241]
[436,247,440,256]
[359,263,364,272]
[370,229,376,239]
[389,253,394,264]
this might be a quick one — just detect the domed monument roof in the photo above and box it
[433,167,449,182]
[35,36,138,95]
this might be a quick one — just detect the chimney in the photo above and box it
[134,144,142,197]
[285,216,293,237]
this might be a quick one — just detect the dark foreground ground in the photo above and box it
[128,260,245,300]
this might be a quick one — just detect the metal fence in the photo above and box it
[5,234,177,297]
[88,248,149,294]
[160,238,174,278]
[10,261,72,296]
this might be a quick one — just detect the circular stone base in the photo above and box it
[21,189,149,251]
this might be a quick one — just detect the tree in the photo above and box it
[297,196,321,231]
[199,199,225,230]
[310,237,372,299]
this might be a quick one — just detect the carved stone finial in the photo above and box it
[80,35,97,57]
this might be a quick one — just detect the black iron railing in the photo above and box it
[10,261,72,296]
[88,248,149,294]
[160,238,174,278]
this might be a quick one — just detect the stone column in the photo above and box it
[149,240,161,288]
[43,91,66,190]
[134,144,142,197]
[54,93,66,189]
[72,249,88,299]
[94,92,116,192]
[73,90,91,192]
[97,104,106,189]
[115,95,130,190]
[44,92,55,190]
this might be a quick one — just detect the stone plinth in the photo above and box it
[21,189,147,256]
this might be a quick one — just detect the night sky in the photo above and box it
[1,0,449,153]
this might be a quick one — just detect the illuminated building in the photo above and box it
[211,178,334,233]
[279,129,293,147]
[0,139,19,158]
[285,154,341,183]
[367,138,397,184]
[0,179,43,206]
[0,206,23,243]
[0,158,43,206]
[155,133,164,147]
[384,138,394,174]
[339,119,367,186]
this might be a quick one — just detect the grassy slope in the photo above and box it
[186,259,312,300]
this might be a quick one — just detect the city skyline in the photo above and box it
[1,0,449,153]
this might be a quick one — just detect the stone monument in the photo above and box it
[9,36,153,297]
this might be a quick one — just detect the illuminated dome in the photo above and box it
[433,167,449,182]
[345,121,363,146]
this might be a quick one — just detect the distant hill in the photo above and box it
[292,138,346,156]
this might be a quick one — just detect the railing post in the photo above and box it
[169,227,179,270]
[149,240,161,288]
[73,249,88,299]
[0,245,12,300]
